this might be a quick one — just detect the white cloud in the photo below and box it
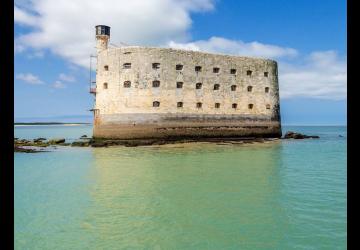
[14,0,215,67]
[168,37,298,59]
[52,81,66,89]
[16,73,44,84]
[279,51,346,100]
[59,73,75,82]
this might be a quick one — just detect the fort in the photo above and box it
[91,25,282,140]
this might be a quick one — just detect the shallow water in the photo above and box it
[14,125,347,249]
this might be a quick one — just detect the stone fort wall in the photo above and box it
[93,46,281,139]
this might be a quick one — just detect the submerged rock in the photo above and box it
[71,141,90,147]
[283,131,319,139]
[33,137,47,143]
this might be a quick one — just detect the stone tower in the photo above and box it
[95,25,110,53]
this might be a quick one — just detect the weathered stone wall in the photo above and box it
[93,46,281,139]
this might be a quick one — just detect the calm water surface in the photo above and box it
[14,125,347,249]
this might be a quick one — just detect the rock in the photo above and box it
[48,138,66,144]
[71,141,90,147]
[283,131,319,139]
[14,146,41,153]
[80,135,88,138]
[339,135,344,137]
[33,137,46,143]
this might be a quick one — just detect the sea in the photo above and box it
[14,125,347,250]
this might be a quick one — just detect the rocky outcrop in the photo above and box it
[48,138,66,144]
[283,131,320,139]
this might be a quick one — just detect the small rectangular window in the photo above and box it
[213,84,220,90]
[152,81,160,87]
[231,85,237,91]
[103,83,108,89]
[176,82,183,88]
[215,103,220,108]
[196,83,202,89]
[213,67,220,73]
[152,63,160,69]
[123,63,131,69]
[176,64,183,70]
[266,104,271,109]
[232,103,237,109]
[248,104,254,109]
[195,66,202,72]
[247,86,253,92]
[196,102,202,108]
[230,69,237,74]
[247,70,252,76]
[153,101,160,107]
[177,102,183,108]
[265,87,269,93]
[104,65,109,71]
[124,81,131,88]
[264,72,269,77]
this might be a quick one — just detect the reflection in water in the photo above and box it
[84,143,286,249]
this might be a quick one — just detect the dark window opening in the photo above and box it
[153,101,160,107]
[247,86,253,92]
[213,84,220,90]
[176,64,183,70]
[123,63,131,69]
[231,85,237,91]
[215,103,220,108]
[104,65,109,71]
[196,102,202,108]
[195,66,202,72]
[213,67,220,73]
[232,103,237,109]
[266,104,271,109]
[103,83,108,89]
[152,81,160,87]
[177,102,183,108]
[152,63,160,69]
[230,69,237,74]
[247,70,252,76]
[248,104,254,109]
[196,83,202,89]
[265,87,269,93]
[176,82,183,88]
[264,72,269,77]
[123,81,131,88]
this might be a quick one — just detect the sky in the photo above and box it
[14,0,347,125]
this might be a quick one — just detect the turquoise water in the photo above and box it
[14,125,347,249]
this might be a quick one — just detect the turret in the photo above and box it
[95,25,110,54]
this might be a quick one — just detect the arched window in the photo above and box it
[123,81,131,88]
[232,103,237,109]
[196,102,202,108]
[177,102,183,108]
[266,104,271,109]
[231,85,237,91]
[103,83,108,89]
[104,65,109,71]
[123,63,131,69]
[152,81,160,87]
[196,83,202,89]
[215,103,220,108]
[265,87,269,93]
[176,64,183,70]
[153,101,160,107]
[176,82,183,88]
[248,104,254,109]
[213,84,220,90]
[247,70,252,76]
[247,86,253,92]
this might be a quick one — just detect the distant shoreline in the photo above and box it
[15,122,91,126]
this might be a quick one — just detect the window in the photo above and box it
[123,63,131,69]
[213,84,220,90]
[196,102,202,108]
[266,104,271,109]
[123,81,131,88]
[176,64,183,70]
[152,81,160,87]
[215,103,220,108]
[232,103,237,109]
[248,104,254,109]
[213,67,220,73]
[196,83,202,89]
[152,63,160,69]
[247,70,252,76]
[247,86,253,92]
[231,85,237,91]
[176,82,183,88]
[177,102,183,108]
[104,65,109,71]
[265,87,269,93]
[230,69,237,74]
[103,83,108,89]
[264,72,269,77]
[195,66,202,72]
[153,101,160,107]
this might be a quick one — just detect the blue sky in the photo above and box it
[14,0,346,124]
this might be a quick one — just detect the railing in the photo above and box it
[90,87,96,94]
